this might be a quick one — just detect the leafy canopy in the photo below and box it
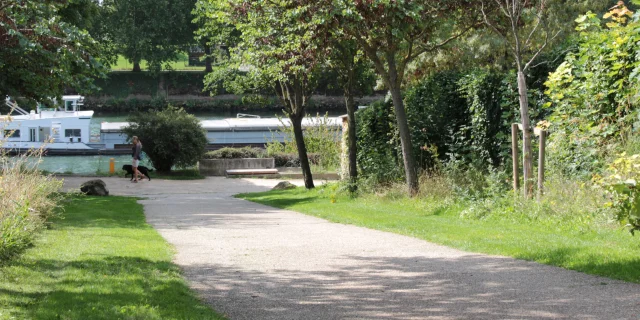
[545,3,640,176]
[0,0,106,102]
[101,0,198,71]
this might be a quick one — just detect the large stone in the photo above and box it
[199,158,276,176]
[80,179,109,196]
[272,181,296,191]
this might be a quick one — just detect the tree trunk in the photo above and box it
[345,86,358,191]
[133,61,142,72]
[517,71,534,198]
[389,84,419,195]
[290,112,315,189]
[204,45,213,73]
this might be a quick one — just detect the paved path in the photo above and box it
[63,177,640,320]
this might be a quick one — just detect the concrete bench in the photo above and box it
[225,169,279,176]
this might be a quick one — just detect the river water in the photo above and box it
[32,110,342,175]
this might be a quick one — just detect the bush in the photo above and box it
[356,70,546,186]
[123,106,208,172]
[0,148,62,261]
[405,71,468,168]
[596,153,640,234]
[270,152,320,167]
[203,147,264,159]
[356,100,404,184]
[545,7,640,177]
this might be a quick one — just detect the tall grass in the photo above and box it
[356,162,616,232]
[266,113,342,171]
[0,142,62,261]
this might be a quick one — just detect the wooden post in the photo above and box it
[537,130,547,200]
[511,123,520,192]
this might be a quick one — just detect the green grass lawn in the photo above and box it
[238,186,640,283]
[111,54,205,71]
[0,196,224,320]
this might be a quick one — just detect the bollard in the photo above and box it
[109,158,115,174]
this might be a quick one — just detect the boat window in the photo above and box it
[64,129,81,137]
[65,100,74,112]
[4,130,20,138]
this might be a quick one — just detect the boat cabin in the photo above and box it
[1,96,94,151]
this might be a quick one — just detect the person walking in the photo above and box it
[131,136,146,182]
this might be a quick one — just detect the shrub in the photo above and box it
[545,7,640,177]
[203,147,264,159]
[596,153,640,234]
[0,148,62,261]
[355,100,404,184]
[404,71,468,168]
[270,152,320,167]
[123,106,208,172]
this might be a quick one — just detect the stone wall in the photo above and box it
[199,158,275,176]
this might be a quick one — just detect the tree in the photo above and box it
[123,106,208,172]
[0,0,106,102]
[198,0,328,189]
[479,0,612,197]
[193,0,241,73]
[324,40,375,191]
[101,0,198,72]
[328,0,481,195]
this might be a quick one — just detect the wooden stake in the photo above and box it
[537,130,547,200]
[511,123,520,192]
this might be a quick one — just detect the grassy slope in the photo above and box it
[0,196,224,320]
[238,187,640,283]
[111,54,205,71]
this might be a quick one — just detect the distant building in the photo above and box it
[188,46,206,66]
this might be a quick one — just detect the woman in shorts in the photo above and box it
[131,136,146,182]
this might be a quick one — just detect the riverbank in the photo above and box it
[83,94,384,114]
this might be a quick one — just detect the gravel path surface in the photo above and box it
[63,177,640,320]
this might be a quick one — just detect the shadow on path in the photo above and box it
[183,254,639,320]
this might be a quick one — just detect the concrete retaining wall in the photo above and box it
[199,158,275,176]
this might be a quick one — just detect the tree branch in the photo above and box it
[524,29,560,71]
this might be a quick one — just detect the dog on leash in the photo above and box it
[122,164,152,181]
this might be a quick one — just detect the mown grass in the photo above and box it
[238,185,640,283]
[0,196,224,320]
[111,54,205,71]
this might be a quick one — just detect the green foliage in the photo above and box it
[545,6,640,177]
[204,147,263,159]
[123,106,208,172]
[405,72,467,168]
[0,0,106,101]
[265,114,341,170]
[100,0,197,72]
[596,153,640,234]
[94,71,209,98]
[356,100,403,184]
[356,70,543,184]
[455,70,546,167]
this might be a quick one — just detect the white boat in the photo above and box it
[100,116,343,150]
[1,96,94,152]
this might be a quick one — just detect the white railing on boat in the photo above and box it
[4,98,30,116]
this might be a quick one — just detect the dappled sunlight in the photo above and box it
[139,188,640,319]
[182,254,639,320]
